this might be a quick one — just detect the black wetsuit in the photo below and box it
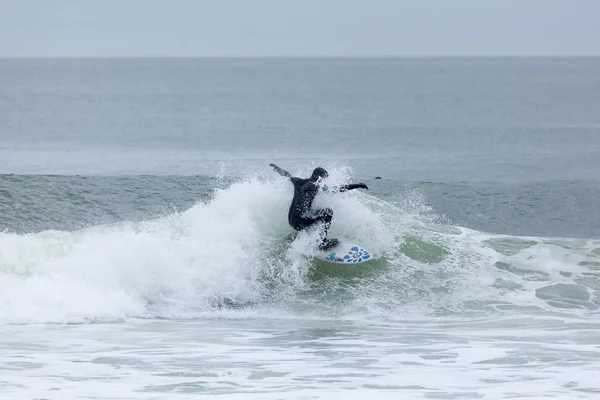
[269,164,368,248]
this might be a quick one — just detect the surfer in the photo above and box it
[269,163,368,250]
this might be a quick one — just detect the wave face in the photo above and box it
[1,169,599,324]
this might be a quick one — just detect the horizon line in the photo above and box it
[1,54,600,60]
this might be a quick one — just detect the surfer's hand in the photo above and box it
[269,164,292,178]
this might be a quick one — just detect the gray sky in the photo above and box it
[1,0,599,57]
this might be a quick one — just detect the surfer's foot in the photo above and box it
[319,238,339,251]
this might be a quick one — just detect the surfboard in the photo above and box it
[316,242,373,264]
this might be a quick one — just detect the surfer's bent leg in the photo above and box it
[302,208,337,249]
[291,208,336,249]
[310,208,333,237]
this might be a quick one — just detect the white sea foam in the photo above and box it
[1,169,599,325]
[2,168,600,399]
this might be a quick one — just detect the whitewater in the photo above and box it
[3,56,600,399]
[1,169,599,399]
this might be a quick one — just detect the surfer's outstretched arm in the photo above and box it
[321,183,368,193]
[327,183,368,192]
[269,163,292,178]
[339,183,368,192]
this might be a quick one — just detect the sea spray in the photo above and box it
[1,168,598,325]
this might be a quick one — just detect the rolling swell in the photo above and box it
[0,172,598,324]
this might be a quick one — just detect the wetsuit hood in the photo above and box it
[310,167,328,181]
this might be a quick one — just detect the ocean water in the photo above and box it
[1,58,600,399]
